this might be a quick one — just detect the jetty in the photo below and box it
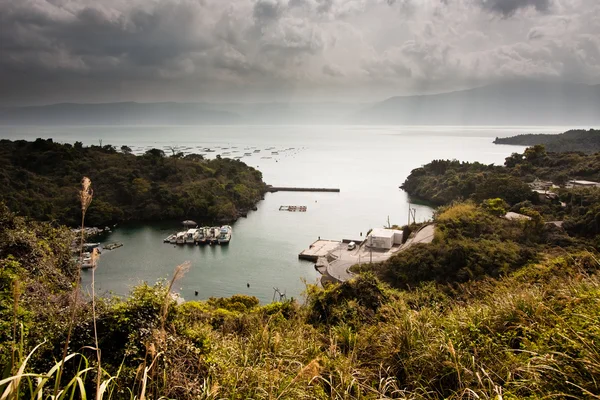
[298,239,340,262]
[267,186,340,193]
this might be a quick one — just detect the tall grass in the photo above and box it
[55,177,93,397]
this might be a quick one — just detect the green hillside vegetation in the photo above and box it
[2,201,600,399]
[494,128,600,153]
[401,146,600,238]
[0,138,267,226]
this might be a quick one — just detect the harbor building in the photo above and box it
[367,228,403,250]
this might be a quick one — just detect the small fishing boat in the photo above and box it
[164,234,176,243]
[185,229,197,244]
[218,225,232,245]
[175,231,186,245]
[208,226,220,244]
[194,228,206,244]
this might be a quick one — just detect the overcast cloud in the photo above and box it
[0,0,599,104]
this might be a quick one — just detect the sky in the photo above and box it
[1,0,599,105]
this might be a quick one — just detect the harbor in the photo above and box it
[299,225,436,283]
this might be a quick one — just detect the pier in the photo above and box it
[267,186,340,193]
[298,239,340,262]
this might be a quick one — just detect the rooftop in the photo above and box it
[369,228,403,238]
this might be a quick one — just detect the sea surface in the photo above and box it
[1,125,567,303]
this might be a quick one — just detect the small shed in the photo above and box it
[367,228,403,249]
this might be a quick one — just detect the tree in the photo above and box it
[144,148,165,158]
[481,198,509,216]
[524,145,547,165]
[504,152,524,168]
[121,145,132,155]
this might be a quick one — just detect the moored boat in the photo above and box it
[208,226,220,244]
[175,231,186,245]
[218,225,232,245]
[194,228,206,244]
[185,229,197,244]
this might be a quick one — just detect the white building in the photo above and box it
[367,228,403,250]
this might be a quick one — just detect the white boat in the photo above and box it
[208,226,220,244]
[193,228,205,244]
[218,225,232,245]
[175,231,186,245]
[185,229,197,244]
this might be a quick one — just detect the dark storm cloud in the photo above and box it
[253,0,283,22]
[478,0,552,17]
[0,1,212,71]
[0,0,598,104]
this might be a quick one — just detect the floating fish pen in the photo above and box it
[279,205,307,212]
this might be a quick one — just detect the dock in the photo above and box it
[298,239,340,262]
[267,186,340,193]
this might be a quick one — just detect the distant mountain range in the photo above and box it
[1,81,599,125]
[354,82,600,125]
[0,102,240,125]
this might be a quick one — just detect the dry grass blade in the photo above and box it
[80,177,93,213]
[160,261,190,332]
[56,177,93,398]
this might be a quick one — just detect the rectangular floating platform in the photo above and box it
[279,205,307,212]
[298,239,341,262]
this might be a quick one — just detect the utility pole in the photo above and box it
[408,203,417,225]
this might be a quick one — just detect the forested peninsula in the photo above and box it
[401,144,600,206]
[493,128,600,153]
[0,139,267,226]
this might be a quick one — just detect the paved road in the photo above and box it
[409,224,435,246]
[325,224,436,282]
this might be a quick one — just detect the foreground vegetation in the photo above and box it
[2,194,600,398]
[494,128,600,153]
[0,139,267,226]
[3,143,600,399]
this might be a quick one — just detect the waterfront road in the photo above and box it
[326,224,436,282]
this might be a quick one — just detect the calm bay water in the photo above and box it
[1,125,563,303]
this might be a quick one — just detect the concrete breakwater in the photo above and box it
[266,186,340,193]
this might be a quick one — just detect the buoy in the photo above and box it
[247,283,250,288]
[195,291,198,296]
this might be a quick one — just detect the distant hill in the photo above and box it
[354,82,600,125]
[2,81,599,125]
[0,102,241,125]
[494,129,600,153]
[0,101,365,125]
